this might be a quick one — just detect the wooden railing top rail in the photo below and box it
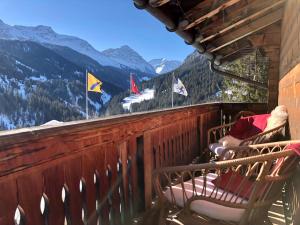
[0,102,267,147]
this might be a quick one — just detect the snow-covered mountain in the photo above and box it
[0,19,120,67]
[102,45,156,74]
[0,19,156,74]
[148,58,182,74]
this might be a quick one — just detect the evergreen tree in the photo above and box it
[221,49,268,103]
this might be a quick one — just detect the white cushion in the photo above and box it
[218,135,242,147]
[264,105,288,132]
[164,173,247,222]
[209,143,226,156]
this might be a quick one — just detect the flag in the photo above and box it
[88,72,102,93]
[131,75,140,94]
[173,76,188,96]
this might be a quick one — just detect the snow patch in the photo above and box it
[122,88,155,111]
[15,60,36,72]
[149,58,182,74]
[155,64,165,74]
[18,83,26,99]
[41,120,63,126]
[29,75,48,82]
[101,91,111,104]
[139,76,150,81]
[0,114,16,130]
[88,98,101,111]
[225,90,233,95]
[74,71,83,76]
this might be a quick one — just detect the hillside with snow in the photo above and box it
[122,89,155,111]
[0,19,192,130]
[0,39,123,130]
[106,51,222,115]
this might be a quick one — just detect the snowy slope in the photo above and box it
[148,58,182,74]
[122,89,155,110]
[102,45,156,74]
[0,39,125,130]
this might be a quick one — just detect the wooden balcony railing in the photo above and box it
[283,165,300,224]
[0,103,267,225]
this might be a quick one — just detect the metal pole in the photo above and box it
[171,73,174,108]
[209,61,268,90]
[129,73,132,113]
[86,70,89,120]
[130,73,132,95]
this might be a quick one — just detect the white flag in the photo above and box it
[173,77,188,96]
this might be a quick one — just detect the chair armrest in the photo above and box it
[233,111,255,121]
[239,123,286,146]
[153,149,296,208]
[219,140,298,160]
[207,122,235,145]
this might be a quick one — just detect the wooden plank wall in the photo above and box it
[279,0,300,224]
[279,0,300,140]
[0,103,267,224]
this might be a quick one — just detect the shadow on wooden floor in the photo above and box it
[133,198,287,225]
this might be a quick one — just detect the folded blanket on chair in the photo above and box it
[286,143,300,155]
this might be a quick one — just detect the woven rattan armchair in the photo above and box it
[206,111,287,160]
[153,141,299,225]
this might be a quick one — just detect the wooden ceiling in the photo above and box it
[133,0,285,65]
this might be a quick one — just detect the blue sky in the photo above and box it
[0,0,193,61]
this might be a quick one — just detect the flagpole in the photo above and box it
[130,73,132,95]
[129,73,132,113]
[86,69,88,120]
[171,73,174,108]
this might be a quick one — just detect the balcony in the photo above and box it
[0,102,276,225]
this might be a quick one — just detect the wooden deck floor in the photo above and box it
[133,198,287,225]
[268,199,286,225]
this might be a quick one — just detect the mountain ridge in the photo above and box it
[148,58,182,74]
[102,45,156,74]
[0,19,159,74]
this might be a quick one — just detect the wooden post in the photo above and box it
[266,47,280,111]
[143,132,153,209]
[119,141,128,203]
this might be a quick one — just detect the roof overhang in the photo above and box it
[133,0,285,66]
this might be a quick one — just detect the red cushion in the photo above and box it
[286,143,300,156]
[251,114,271,131]
[270,143,300,175]
[212,171,254,199]
[228,114,271,139]
[228,117,253,139]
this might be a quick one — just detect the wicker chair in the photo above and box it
[153,141,299,225]
[206,111,287,160]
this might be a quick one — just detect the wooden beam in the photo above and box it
[216,39,253,60]
[221,46,255,63]
[149,0,171,7]
[209,8,283,53]
[185,0,217,18]
[200,0,282,38]
[248,24,281,47]
[184,0,243,30]
[200,0,285,43]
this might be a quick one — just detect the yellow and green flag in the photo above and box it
[87,72,102,93]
